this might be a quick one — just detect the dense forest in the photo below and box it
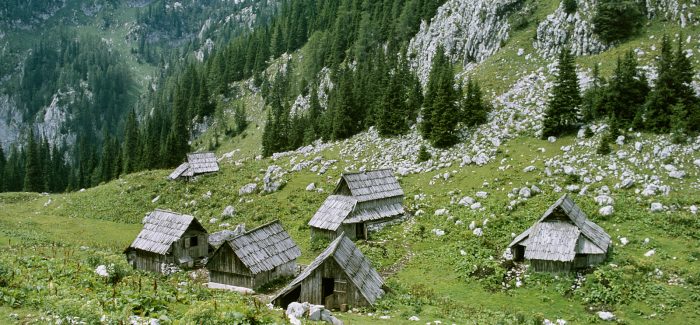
[2,0,700,194]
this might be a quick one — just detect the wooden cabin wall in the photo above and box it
[334,181,352,196]
[208,245,253,275]
[252,261,298,288]
[128,251,167,273]
[172,229,208,263]
[530,260,572,273]
[573,253,606,268]
[311,227,357,241]
[299,258,369,309]
[210,271,254,288]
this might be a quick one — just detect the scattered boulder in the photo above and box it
[458,196,475,206]
[594,195,614,206]
[620,237,629,246]
[306,183,316,191]
[523,165,536,172]
[221,205,236,218]
[432,229,445,236]
[470,202,482,210]
[650,202,664,212]
[434,208,449,216]
[669,170,686,179]
[548,136,557,142]
[475,191,488,198]
[239,183,258,195]
[599,206,614,216]
[473,228,483,237]
[518,187,531,198]
[620,178,635,189]
[645,249,656,257]
[597,311,615,321]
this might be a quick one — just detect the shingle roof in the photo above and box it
[308,195,357,231]
[271,234,384,306]
[225,220,301,274]
[344,202,404,224]
[187,152,219,174]
[168,162,191,180]
[509,194,611,261]
[128,209,203,255]
[168,152,219,180]
[336,169,403,202]
[524,221,581,262]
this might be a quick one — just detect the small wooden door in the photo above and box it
[334,279,347,307]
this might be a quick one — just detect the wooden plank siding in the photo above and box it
[298,258,370,309]
[207,243,297,289]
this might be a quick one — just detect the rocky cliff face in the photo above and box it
[534,0,606,58]
[0,95,22,151]
[408,0,523,85]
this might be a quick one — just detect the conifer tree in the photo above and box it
[24,133,45,193]
[123,109,139,174]
[234,104,248,134]
[542,47,581,138]
[378,69,409,137]
[462,79,489,127]
[643,35,675,132]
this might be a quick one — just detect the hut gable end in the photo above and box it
[508,194,612,270]
[127,209,202,255]
[271,234,384,307]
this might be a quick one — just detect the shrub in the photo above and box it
[593,0,646,43]
[563,0,577,14]
[416,145,431,162]
[597,134,612,155]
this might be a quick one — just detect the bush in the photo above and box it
[416,145,431,162]
[593,0,646,43]
[563,0,577,14]
[597,134,612,155]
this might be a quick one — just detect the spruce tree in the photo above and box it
[672,34,700,133]
[542,47,581,138]
[421,45,462,147]
[378,69,409,137]
[462,79,489,127]
[644,35,675,132]
[123,109,139,174]
[24,133,45,193]
[234,104,248,134]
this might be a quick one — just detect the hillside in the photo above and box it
[1,0,700,324]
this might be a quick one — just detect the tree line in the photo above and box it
[543,34,700,148]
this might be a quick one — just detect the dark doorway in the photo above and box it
[279,285,301,309]
[322,277,335,298]
[356,223,366,239]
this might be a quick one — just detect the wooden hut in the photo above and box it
[124,209,209,273]
[168,152,219,180]
[271,233,384,309]
[308,169,404,240]
[508,194,611,272]
[207,220,301,289]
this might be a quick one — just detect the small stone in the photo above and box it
[306,183,316,191]
[432,229,445,236]
[473,228,483,237]
[597,311,615,321]
[470,202,482,210]
[409,316,420,321]
[475,191,488,198]
[644,249,656,257]
[620,237,629,246]
[518,187,531,198]
[222,205,235,218]
[599,206,614,216]
[434,208,448,216]
[650,202,664,212]
[458,196,475,206]
[523,165,536,172]
[548,136,557,142]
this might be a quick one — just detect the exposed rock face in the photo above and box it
[534,1,606,58]
[0,95,22,151]
[408,0,522,84]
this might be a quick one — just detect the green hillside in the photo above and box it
[1,0,700,324]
